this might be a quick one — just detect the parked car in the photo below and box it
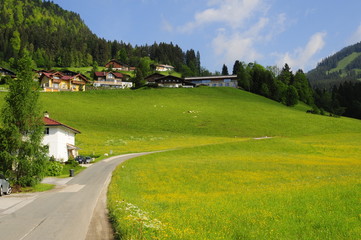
[0,174,11,196]
[75,155,85,164]
[84,156,92,164]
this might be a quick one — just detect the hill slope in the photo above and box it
[308,41,361,88]
[2,87,360,155]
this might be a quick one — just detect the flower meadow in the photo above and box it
[108,136,361,239]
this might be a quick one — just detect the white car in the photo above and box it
[0,174,11,196]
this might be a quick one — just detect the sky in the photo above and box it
[51,0,361,73]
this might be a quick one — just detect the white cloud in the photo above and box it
[210,13,288,68]
[179,0,264,33]
[212,30,263,66]
[175,0,290,70]
[349,23,361,44]
[275,32,327,70]
[161,17,173,32]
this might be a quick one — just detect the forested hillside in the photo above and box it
[0,0,201,75]
[307,41,361,88]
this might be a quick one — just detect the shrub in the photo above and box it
[66,158,79,167]
[46,161,63,176]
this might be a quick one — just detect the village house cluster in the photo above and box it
[1,60,239,93]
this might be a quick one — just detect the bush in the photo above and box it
[46,161,64,176]
[66,158,79,167]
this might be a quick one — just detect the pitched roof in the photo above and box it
[144,73,166,82]
[184,75,238,81]
[105,59,129,67]
[0,67,16,76]
[43,117,81,134]
[156,64,175,68]
[40,72,89,83]
[155,75,184,83]
[94,72,124,78]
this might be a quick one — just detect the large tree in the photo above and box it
[0,50,48,187]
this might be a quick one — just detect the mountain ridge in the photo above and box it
[307,41,361,88]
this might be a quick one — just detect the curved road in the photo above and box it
[0,152,153,240]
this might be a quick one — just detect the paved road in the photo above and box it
[0,152,152,240]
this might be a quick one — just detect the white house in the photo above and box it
[93,72,133,89]
[42,114,81,162]
[155,64,175,72]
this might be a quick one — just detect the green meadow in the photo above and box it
[0,87,361,239]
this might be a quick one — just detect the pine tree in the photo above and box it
[278,63,293,85]
[0,50,48,187]
[222,64,229,75]
[232,60,241,75]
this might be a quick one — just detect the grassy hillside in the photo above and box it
[2,87,357,155]
[1,87,361,239]
[329,52,361,75]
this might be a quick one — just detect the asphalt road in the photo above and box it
[0,152,153,240]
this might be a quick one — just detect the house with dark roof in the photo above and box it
[155,75,185,88]
[40,71,89,92]
[105,60,134,71]
[144,73,166,84]
[145,73,195,88]
[42,113,81,162]
[93,72,133,89]
[184,75,238,88]
[0,67,16,78]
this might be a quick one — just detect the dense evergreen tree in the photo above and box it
[278,63,293,85]
[232,60,241,75]
[0,50,48,187]
[284,86,299,106]
[292,70,314,104]
[222,64,229,75]
[237,63,251,91]
[236,61,313,108]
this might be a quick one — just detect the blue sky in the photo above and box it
[51,0,361,72]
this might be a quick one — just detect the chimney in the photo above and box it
[44,111,49,118]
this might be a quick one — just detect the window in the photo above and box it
[107,74,114,80]
[202,80,211,84]
[44,128,50,135]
